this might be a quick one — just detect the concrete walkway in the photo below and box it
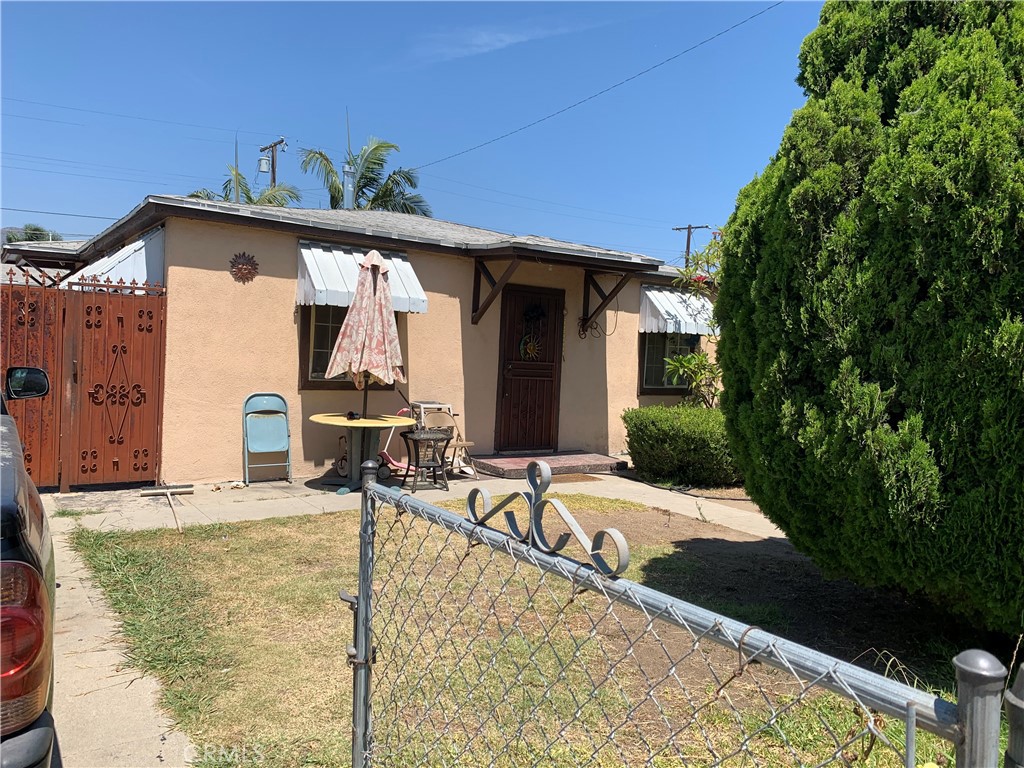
[42,470,781,767]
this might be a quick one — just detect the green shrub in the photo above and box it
[623,405,742,487]
[716,1,1024,633]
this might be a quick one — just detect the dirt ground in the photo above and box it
[373,495,964,766]
[565,502,988,693]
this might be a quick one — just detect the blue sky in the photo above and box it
[1,1,823,263]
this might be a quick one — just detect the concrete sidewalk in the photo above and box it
[42,470,781,767]
[45,470,781,540]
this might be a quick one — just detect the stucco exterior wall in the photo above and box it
[159,217,684,483]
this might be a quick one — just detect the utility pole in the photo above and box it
[672,224,710,268]
[259,137,287,187]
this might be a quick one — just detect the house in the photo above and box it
[3,195,715,486]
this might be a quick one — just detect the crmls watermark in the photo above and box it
[183,743,266,764]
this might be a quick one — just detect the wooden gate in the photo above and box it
[1,272,166,489]
[495,285,564,452]
[1,273,64,487]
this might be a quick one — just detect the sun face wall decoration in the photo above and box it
[230,252,259,284]
[519,333,542,361]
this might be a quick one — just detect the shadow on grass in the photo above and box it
[638,535,1014,694]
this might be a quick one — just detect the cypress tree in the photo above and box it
[717,1,1024,633]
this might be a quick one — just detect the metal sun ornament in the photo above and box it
[519,333,542,361]
[230,252,259,284]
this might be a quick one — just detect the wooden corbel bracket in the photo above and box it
[579,270,633,338]
[471,257,521,324]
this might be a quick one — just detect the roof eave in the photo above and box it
[472,243,659,274]
[76,194,664,272]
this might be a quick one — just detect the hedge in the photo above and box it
[623,405,742,488]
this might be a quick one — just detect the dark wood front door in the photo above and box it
[495,285,564,452]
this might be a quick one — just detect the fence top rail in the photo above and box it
[62,275,166,294]
[364,470,960,743]
[4,268,166,294]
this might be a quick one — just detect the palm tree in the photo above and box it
[188,165,301,207]
[299,137,432,216]
[5,224,63,243]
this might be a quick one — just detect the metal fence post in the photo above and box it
[351,460,379,768]
[1006,663,1024,768]
[954,649,1008,767]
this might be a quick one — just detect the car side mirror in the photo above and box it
[5,367,50,400]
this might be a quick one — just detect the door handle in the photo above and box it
[72,359,78,382]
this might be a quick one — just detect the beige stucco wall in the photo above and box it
[158,217,686,483]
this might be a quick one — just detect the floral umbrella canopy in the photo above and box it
[325,249,406,415]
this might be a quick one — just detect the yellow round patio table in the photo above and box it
[309,413,416,493]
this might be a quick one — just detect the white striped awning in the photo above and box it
[639,286,717,335]
[296,241,428,313]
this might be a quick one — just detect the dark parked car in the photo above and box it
[1,367,55,768]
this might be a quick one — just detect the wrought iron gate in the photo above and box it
[1,271,166,489]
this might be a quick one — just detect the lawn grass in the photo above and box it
[69,494,957,768]
[53,507,105,518]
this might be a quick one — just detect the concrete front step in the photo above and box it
[473,452,628,479]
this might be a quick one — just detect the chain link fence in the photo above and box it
[347,461,1013,768]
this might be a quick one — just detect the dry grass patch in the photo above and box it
[70,494,956,768]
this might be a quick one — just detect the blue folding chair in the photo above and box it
[243,393,291,484]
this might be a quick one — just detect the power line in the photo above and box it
[2,207,119,220]
[1,96,277,137]
[413,2,783,170]
[421,185,672,231]
[3,164,176,187]
[4,113,86,126]
[2,151,212,183]
[420,172,675,226]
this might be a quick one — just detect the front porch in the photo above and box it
[472,451,627,479]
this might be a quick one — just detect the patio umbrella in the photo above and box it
[325,249,406,417]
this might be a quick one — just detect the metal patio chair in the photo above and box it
[423,410,476,476]
[243,392,291,484]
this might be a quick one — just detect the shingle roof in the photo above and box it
[144,196,661,267]
[3,239,86,252]
[2,239,89,267]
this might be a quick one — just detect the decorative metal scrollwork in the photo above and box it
[15,299,39,327]
[84,303,105,329]
[88,342,144,445]
[465,461,630,576]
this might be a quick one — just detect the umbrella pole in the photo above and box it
[356,377,371,479]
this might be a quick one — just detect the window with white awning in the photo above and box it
[639,285,716,336]
[638,286,716,395]
[296,241,428,313]
[296,241,428,389]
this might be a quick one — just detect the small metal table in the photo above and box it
[309,413,416,494]
[400,428,452,493]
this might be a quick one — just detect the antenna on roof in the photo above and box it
[234,131,240,204]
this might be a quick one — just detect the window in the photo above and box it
[297,305,395,390]
[638,332,699,395]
